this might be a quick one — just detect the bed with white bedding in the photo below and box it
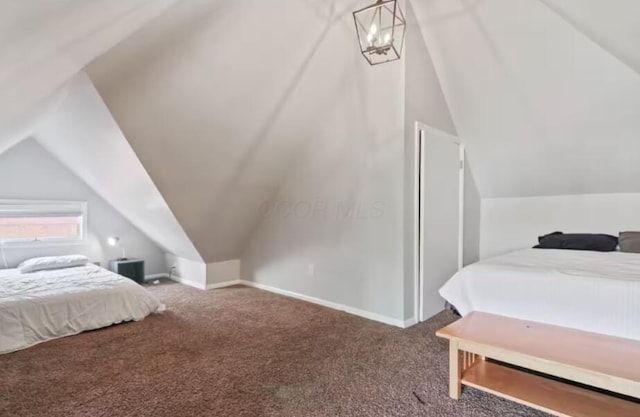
[439,248,640,341]
[0,263,163,354]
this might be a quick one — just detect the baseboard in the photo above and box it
[403,317,419,328]
[167,276,242,290]
[166,276,409,328]
[168,275,207,290]
[238,280,405,328]
[205,280,243,290]
[144,273,170,281]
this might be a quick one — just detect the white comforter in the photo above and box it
[440,248,640,341]
[0,264,163,354]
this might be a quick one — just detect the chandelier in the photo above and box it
[353,0,406,66]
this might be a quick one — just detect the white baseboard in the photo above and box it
[403,317,418,328]
[168,275,207,290]
[166,276,410,328]
[144,273,170,281]
[168,277,242,290]
[205,280,242,290]
[239,280,405,328]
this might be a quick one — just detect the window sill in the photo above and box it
[1,240,87,249]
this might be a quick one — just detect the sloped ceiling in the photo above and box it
[4,0,640,263]
[539,0,640,75]
[0,1,199,262]
[411,0,640,198]
[34,73,202,262]
[0,0,177,149]
[87,0,390,262]
[404,0,457,136]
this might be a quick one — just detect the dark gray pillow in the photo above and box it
[534,232,618,252]
[538,231,562,243]
[619,231,640,253]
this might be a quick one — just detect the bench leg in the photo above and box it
[449,339,462,399]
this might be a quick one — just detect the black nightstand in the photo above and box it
[109,258,145,284]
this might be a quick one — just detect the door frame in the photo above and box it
[413,122,465,323]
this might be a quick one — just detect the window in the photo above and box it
[0,200,87,245]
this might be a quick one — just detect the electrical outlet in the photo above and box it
[307,263,315,276]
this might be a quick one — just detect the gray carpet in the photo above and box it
[0,280,547,416]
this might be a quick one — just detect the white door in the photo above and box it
[418,125,464,321]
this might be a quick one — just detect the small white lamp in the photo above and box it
[107,236,127,260]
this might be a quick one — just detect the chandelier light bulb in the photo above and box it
[369,23,377,35]
[384,33,391,44]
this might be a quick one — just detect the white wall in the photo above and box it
[164,253,207,289]
[240,113,405,322]
[240,11,406,324]
[0,138,166,274]
[207,259,240,286]
[463,158,481,266]
[163,255,240,289]
[480,193,640,259]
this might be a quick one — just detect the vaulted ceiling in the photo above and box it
[87,0,399,262]
[411,0,640,198]
[2,0,640,263]
[0,0,177,152]
[35,73,201,262]
[0,0,199,261]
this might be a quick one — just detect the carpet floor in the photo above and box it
[1,281,547,417]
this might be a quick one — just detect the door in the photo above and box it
[418,125,464,321]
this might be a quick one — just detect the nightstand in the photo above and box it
[109,258,145,284]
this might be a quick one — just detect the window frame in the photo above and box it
[0,200,88,247]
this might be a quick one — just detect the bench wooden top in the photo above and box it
[437,312,640,383]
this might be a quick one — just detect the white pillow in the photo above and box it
[18,255,89,273]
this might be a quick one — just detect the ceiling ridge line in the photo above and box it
[536,0,640,80]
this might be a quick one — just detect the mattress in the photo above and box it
[439,248,640,341]
[0,264,163,354]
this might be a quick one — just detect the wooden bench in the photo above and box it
[436,312,640,417]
